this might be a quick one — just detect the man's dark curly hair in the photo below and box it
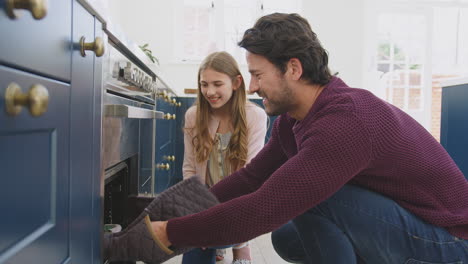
[239,13,331,86]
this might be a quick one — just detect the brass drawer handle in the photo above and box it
[6,0,48,20]
[163,155,175,162]
[5,82,49,117]
[156,163,170,170]
[163,113,176,120]
[171,98,181,107]
[80,36,105,57]
[157,91,167,98]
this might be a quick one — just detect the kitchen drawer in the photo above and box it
[0,0,72,82]
[0,65,71,263]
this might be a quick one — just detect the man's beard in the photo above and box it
[263,79,294,116]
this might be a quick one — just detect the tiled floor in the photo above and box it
[142,233,288,264]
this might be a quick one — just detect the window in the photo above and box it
[376,13,427,111]
[364,0,468,137]
[175,0,302,63]
[177,0,217,62]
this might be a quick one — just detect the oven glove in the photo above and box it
[124,176,218,232]
[103,215,185,263]
[103,176,219,263]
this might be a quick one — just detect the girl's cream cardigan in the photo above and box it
[182,102,268,183]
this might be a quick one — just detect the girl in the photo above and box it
[182,51,267,264]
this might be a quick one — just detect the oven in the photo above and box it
[101,29,163,251]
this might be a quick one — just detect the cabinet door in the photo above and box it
[441,84,468,179]
[0,0,72,81]
[69,2,103,262]
[139,104,156,195]
[155,98,174,193]
[174,97,195,184]
[0,66,71,263]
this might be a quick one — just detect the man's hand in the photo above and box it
[151,221,172,248]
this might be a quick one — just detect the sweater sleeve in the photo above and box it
[167,111,372,247]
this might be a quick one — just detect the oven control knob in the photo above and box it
[133,68,139,83]
[143,77,151,91]
[124,62,132,81]
[132,69,138,83]
[138,71,144,86]
[148,79,154,92]
[156,163,170,170]
[112,62,120,78]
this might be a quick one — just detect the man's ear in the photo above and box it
[233,75,242,90]
[287,58,303,81]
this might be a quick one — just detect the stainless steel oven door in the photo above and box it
[102,93,162,195]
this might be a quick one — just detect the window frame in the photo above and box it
[173,0,302,64]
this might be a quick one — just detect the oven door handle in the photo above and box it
[105,104,164,119]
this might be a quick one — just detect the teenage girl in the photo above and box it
[182,51,267,264]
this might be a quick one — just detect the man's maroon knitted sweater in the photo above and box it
[167,77,468,247]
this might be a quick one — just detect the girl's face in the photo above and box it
[200,68,239,110]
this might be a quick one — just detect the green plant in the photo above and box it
[139,43,159,65]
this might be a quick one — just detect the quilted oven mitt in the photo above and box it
[103,177,219,263]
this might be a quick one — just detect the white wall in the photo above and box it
[106,0,365,95]
[302,0,365,89]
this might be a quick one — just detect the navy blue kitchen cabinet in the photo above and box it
[0,0,71,82]
[154,91,178,193]
[0,1,103,263]
[139,103,157,195]
[173,96,196,185]
[70,1,104,263]
[441,81,468,180]
[0,66,71,264]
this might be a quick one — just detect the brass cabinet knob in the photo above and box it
[163,113,176,120]
[5,82,49,117]
[6,0,48,20]
[157,91,167,98]
[163,155,175,162]
[156,163,170,170]
[171,99,182,107]
[80,36,105,57]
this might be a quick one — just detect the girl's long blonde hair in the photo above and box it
[189,51,248,171]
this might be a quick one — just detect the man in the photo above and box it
[108,13,468,263]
